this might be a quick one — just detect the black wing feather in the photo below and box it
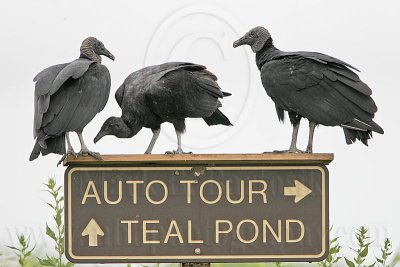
[261,56,379,130]
[33,59,95,137]
[41,64,110,135]
[144,64,226,120]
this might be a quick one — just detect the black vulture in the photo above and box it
[94,62,232,154]
[30,37,114,164]
[233,26,383,153]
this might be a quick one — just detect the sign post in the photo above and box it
[64,153,332,264]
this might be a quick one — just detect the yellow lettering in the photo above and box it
[164,220,184,244]
[121,220,138,244]
[263,219,282,243]
[200,180,222,204]
[215,220,232,243]
[237,219,259,243]
[249,180,268,203]
[286,219,305,243]
[126,181,144,204]
[81,181,101,204]
[104,181,122,204]
[146,180,168,205]
[226,180,244,204]
[143,220,160,244]
[180,180,198,204]
[188,220,203,244]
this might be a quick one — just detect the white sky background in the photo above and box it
[0,0,399,266]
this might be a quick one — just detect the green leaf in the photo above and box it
[24,255,41,267]
[365,241,374,247]
[333,257,341,263]
[39,257,58,266]
[360,246,369,258]
[6,245,19,251]
[345,258,356,267]
[27,244,36,256]
[55,212,62,227]
[46,225,57,241]
[356,255,362,264]
[330,246,340,254]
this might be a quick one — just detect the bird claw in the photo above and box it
[57,155,67,167]
[271,148,306,154]
[68,150,78,158]
[78,150,103,160]
[56,150,79,166]
[165,149,192,155]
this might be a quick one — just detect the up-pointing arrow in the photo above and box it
[81,218,104,247]
[284,180,312,203]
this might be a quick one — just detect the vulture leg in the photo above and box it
[171,131,192,154]
[286,122,305,153]
[274,113,305,153]
[56,132,77,166]
[145,127,161,154]
[306,122,316,153]
[77,132,102,160]
[166,120,192,154]
[66,132,78,157]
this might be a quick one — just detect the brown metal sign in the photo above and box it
[65,165,329,263]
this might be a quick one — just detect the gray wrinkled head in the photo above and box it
[80,37,115,63]
[233,26,272,53]
[94,117,127,143]
[94,116,141,143]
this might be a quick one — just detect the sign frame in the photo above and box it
[64,154,332,263]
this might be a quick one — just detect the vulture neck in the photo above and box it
[80,50,102,63]
[114,118,136,138]
[255,38,282,70]
[122,113,143,137]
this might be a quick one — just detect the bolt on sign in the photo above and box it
[64,154,332,263]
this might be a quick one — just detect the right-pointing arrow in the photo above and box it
[284,180,312,203]
[81,218,104,247]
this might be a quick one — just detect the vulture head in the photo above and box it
[233,26,272,53]
[94,117,141,143]
[80,37,115,63]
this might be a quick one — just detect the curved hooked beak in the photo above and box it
[233,35,248,48]
[101,47,115,61]
[94,131,107,143]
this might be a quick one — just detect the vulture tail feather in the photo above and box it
[203,109,232,126]
[29,140,41,161]
[343,128,372,146]
[29,134,66,161]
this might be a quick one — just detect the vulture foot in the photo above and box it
[271,148,306,154]
[57,155,67,166]
[165,149,192,155]
[68,149,78,158]
[78,150,103,160]
[56,150,78,166]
